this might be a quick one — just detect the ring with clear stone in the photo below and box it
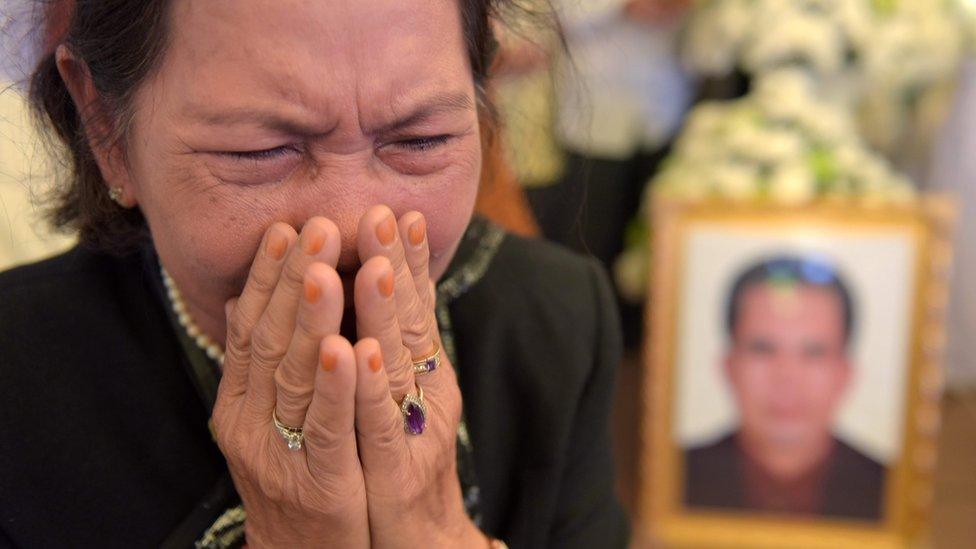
[272,411,305,451]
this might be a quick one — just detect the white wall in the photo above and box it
[0,83,75,270]
[928,59,976,390]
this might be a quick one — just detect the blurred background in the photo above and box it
[2,0,975,546]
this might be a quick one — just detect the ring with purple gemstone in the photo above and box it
[412,344,441,375]
[400,386,427,436]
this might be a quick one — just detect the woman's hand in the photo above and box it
[352,205,487,547]
[211,218,369,548]
[210,207,486,547]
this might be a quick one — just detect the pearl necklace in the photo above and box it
[161,268,226,364]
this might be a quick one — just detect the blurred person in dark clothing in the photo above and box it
[540,0,692,265]
[529,0,693,346]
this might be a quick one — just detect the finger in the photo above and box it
[303,335,360,480]
[357,205,435,360]
[217,298,246,397]
[354,255,415,401]
[428,280,438,315]
[244,217,341,423]
[353,338,411,482]
[273,262,344,429]
[427,279,444,350]
[221,224,295,400]
[397,211,433,312]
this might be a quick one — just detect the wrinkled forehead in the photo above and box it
[152,0,472,126]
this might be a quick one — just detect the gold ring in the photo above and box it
[272,411,304,451]
[412,343,441,375]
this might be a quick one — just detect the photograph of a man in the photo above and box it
[684,256,884,520]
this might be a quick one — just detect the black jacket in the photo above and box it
[684,433,884,520]
[0,222,628,548]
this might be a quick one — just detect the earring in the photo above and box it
[108,187,124,205]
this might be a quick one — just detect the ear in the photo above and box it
[54,45,139,208]
[722,345,736,381]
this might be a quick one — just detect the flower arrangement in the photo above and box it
[655,70,915,205]
[613,0,972,302]
[684,0,966,94]
[684,0,873,85]
[613,69,915,302]
[682,0,968,152]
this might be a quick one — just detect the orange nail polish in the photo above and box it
[376,215,396,246]
[301,229,325,255]
[265,230,288,260]
[408,218,426,247]
[378,270,394,297]
[321,349,337,372]
[368,352,383,372]
[304,278,321,304]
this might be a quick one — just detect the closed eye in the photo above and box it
[393,135,452,151]
[220,145,302,161]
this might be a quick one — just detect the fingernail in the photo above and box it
[321,349,337,372]
[265,229,288,260]
[378,269,394,298]
[376,214,396,246]
[304,278,321,304]
[301,227,325,255]
[368,351,383,372]
[408,218,426,247]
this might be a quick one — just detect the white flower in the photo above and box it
[834,143,871,173]
[681,0,967,151]
[743,11,845,77]
[683,0,754,75]
[769,161,817,205]
[753,127,808,165]
[797,102,854,143]
[754,68,816,104]
[754,79,811,121]
[836,0,874,49]
[684,102,730,136]
[725,122,769,159]
[713,164,760,200]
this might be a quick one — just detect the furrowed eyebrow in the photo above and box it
[184,90,474,136]
[184,106,334,136]
[368,91,475,135]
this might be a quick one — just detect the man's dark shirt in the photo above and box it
[684,433,885,521]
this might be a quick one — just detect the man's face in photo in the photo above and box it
[725,281,852,475]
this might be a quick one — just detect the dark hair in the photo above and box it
[28,0,522,253]
[725,255,857,345]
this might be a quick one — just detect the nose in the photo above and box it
[282,168,371,272]
[305,211,362,274]
[770,351,805,400]
[289,196,403,276]
[283,150,424,273]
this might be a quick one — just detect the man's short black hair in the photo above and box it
[725,255,856,345]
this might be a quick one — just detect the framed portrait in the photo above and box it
[636,195,955,548]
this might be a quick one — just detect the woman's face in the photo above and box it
[118,0,481,323]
